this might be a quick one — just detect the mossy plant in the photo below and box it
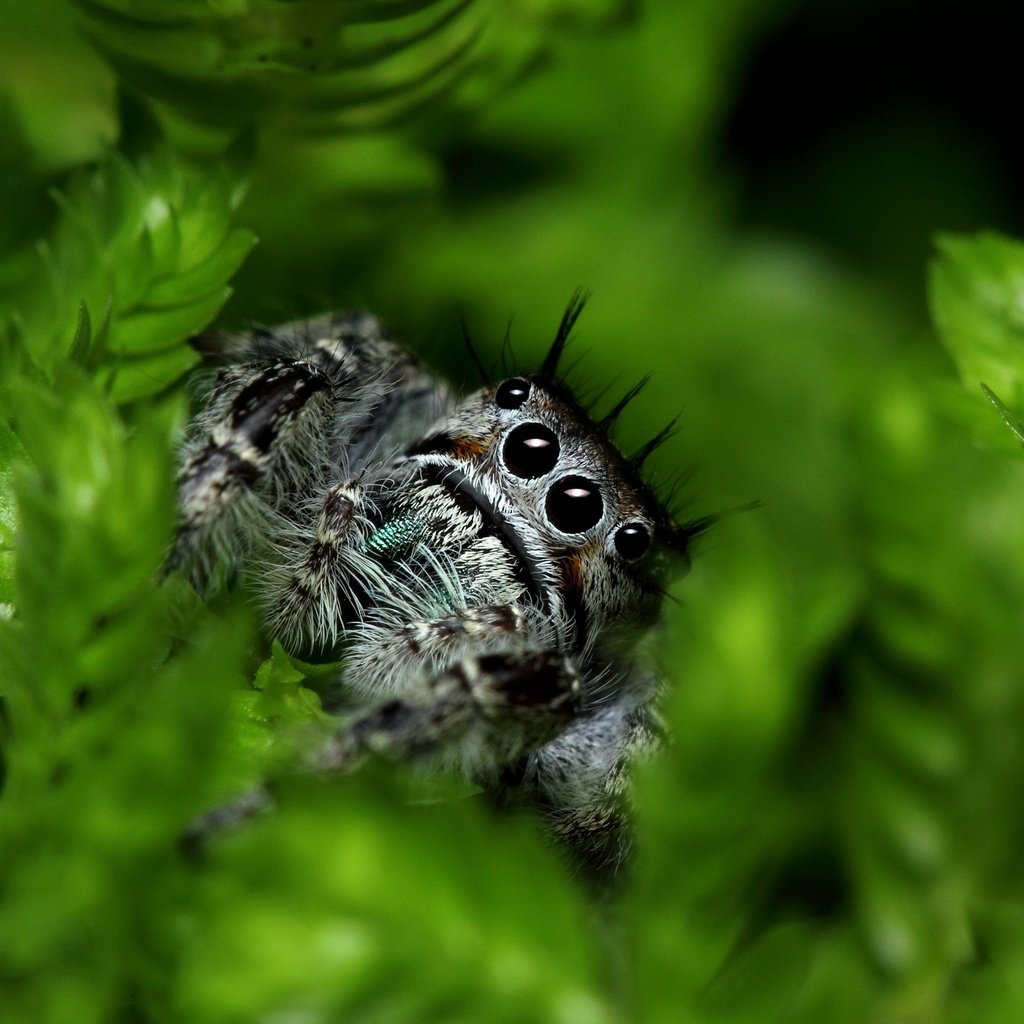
[4,2,1024,1022]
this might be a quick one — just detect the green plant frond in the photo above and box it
[72,0,483,130]
[1,146,255,402]
[930,232,1024,413]
[5,3,1024,1021]
[980,382,1024,447]
[0,422,23,608]
[69,0,633,142]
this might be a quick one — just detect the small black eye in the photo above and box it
[503,423,560,478]
[614,522,652,561]
[546,475,603,533]
[495,377,531,409]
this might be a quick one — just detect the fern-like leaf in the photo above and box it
[0,146,255,402]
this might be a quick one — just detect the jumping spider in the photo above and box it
[174,297,706,881]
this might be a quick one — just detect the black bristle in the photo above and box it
[664,501,763,557]
[460,315,492,385]
[500,317,518,376]
[539,289,589,379]
[598,376,651,433]
[628,415,680,470]
[663,513,717,565]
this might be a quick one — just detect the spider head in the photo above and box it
[403,302,704,654]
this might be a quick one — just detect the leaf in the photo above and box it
[102,340,204,404]
[252,640,330,729]
[144,227,255,308]
[72,0,485,134]
[0,422,24,608]
[980,382,1024,447]
[69,0,634,143]
[0,146,254,401]
[930,231,1024,439]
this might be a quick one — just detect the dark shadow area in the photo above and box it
[721,1,1024,297]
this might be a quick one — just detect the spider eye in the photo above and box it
[546,475,603,533]
[495,378,531,409]
[503,423,560,478]
[614,521,652,561]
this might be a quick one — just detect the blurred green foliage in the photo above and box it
[3,0,1024,1022]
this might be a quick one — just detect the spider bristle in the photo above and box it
[661,513,716,568]
[539,289,589,379]
[647,579,681,606]
[662,481,683,518]
[460,314,492,386]
[652,467,694,517]
[581,377,617,418]
[560,346,593,389]
[664,501,763,557]
[500,316,518,377]
[629,415,680,470]
[676,513,717,543]
[598,376,651,433]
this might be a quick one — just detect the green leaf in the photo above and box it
[930,231,1024,437]
[0,422,24,608]
[102,340,204,403]
[981,382,1024,447]
[144,227,255,308]
[252,640,330,729]
[69,0,634,144]
[113,287,233,354]
[0,146,254,401]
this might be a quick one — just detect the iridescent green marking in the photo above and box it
[363,515,424,558]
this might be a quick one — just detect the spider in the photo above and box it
[173,296,707,881]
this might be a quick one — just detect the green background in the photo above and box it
[3,1,1024,1021]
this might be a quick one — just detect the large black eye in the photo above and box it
[495,377,531,409]
[614,521,652,561]
[503,423,560,478]
[546,475,603,533]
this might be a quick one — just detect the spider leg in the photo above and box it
[181,642,582,856]
[312,648,582,776]
[172,313,449,591]
[525,700,663,884]
[313,640,657,885]
[263,479,377,651]
[173,357,337,588]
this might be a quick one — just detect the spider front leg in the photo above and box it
[173,357,338,589]
[262,479,374,650]
[312,648,582,777]
[528,703,662,883]
[172,313,449,592]
[181,643,582,856]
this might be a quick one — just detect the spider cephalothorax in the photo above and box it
[175,299,705,880]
